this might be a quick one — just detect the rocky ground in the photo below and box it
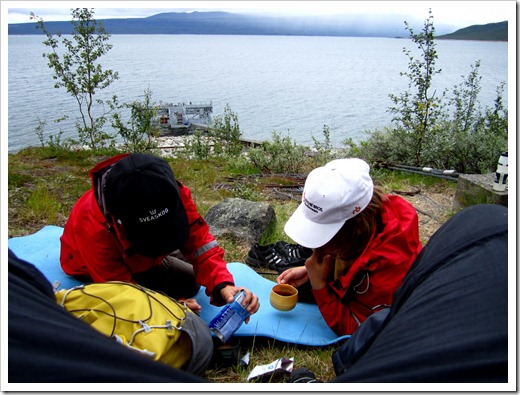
[399,188,456,243]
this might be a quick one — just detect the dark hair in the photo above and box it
[327,185,386,261]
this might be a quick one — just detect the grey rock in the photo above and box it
[205,198,276,245]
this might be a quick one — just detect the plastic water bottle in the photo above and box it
[208,290,250,343]
[493,152,508,192]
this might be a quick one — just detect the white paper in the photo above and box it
[247,357,294,381]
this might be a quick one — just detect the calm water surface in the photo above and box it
[7,35,508,152]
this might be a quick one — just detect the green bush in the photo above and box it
[343,11,508,174]
[310,125,337,167]
[31,8,119,150]
[181,130,213,160]
[248,131,308,174]
[109,88,160,152]
[208,104,243,157]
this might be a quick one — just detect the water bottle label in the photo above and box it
[208,290,250,343]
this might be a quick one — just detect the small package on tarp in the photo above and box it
[247,357,294,381]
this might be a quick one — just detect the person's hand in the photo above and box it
[178,298,202,314]
[276,266,309,288]
[220,285,260,323]
[305,251,334,291]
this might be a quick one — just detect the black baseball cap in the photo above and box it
[103,154,189,257]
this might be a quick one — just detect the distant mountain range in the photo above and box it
[437,21,507,41]
[8,11,507,41]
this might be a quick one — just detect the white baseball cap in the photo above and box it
[284,158,374,249]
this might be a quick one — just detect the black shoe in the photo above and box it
[245,243,285,269]
[287,367,322,383]
[245,243,304,271]
[274,241,312,260]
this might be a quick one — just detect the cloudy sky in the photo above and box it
[4,1,514,27]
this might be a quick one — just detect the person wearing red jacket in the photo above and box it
[60,153,259,316]
[276,158,422,336]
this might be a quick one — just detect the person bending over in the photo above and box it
[277,158,421,335]
[60,153,259,317]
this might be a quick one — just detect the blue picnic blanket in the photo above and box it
[8,226,350,346]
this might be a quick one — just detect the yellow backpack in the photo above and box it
[55,281,212,376]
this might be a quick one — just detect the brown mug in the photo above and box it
[270,284,298,311]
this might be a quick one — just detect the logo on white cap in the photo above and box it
[303,194,323,214]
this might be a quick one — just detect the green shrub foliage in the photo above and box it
[208,104,244,157]
[109,88,159,152]
[343,10,508,174]
[248,131,307,174]
[31,8,119,149]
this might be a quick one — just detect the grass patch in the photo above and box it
[23,182,63,224]
[372,167,457,191]
[206,337,338,383]
[8,172,34,188]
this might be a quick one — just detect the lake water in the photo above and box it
[7,34,508,152]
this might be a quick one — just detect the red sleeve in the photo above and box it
[312,286,364,335]
[176,183,234,303]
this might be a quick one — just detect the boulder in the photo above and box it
[205,198,276,245]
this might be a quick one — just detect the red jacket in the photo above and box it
[60,154,234,304]
[312,195,422,336]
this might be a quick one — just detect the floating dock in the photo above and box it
[156,101,213,136]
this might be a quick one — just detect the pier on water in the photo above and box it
[156,101,213,136]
